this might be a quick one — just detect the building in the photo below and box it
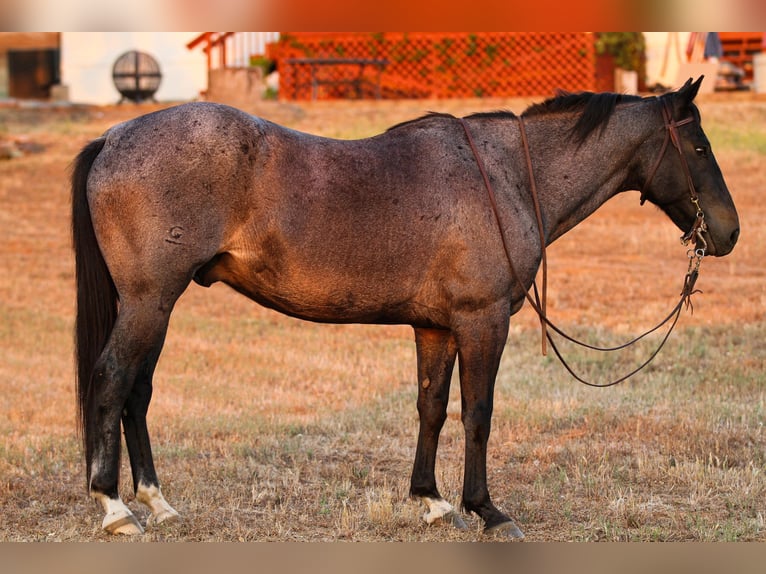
[0,32,60,99]
[0,32,207,104]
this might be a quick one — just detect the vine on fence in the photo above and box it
[267,32,598,100]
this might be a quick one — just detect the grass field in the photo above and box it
[0,91,764,541]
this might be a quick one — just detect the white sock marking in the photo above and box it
[421,497,455,524]
[136,482,180,526]
[92,492,144,534]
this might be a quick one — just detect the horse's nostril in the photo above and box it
[730,228,740,246]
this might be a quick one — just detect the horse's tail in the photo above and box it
[71,137,116,483]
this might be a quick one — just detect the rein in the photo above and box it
[458,97,707,388]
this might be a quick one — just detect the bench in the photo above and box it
[284,58,389,100]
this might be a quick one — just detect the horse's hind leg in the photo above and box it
[410,328,466,529]
[87,299,177,535]
[122,343,179,527]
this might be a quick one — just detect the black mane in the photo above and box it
[386,92,645,143]
[523,91,644,142]
[465,110,517,121]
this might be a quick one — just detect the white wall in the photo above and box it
[644,32,693,89]
[61,32,207,104]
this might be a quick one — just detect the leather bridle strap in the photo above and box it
[458,116,549,355]
[642,97,708,255]
[641,98,696,204]
[518,117,549,355]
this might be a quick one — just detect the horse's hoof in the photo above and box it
[434,510,468,530]
[485,520,525,540]
[421,497,468,530]
[103,511,145,535]
[147,508,180,528]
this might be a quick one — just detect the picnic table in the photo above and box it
[284,58,389,100]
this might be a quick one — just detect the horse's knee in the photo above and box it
[417,396,448,427]
[461,402,492,442]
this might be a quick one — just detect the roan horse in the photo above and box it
[72,77,738,538]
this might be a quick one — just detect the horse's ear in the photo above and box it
[676,76,704,105]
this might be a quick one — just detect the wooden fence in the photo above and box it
[268,32,599,100]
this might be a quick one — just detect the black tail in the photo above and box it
[71,137,116,484]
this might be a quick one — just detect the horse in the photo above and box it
[71,77,739,538]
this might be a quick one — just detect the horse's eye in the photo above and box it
[695,146,709,157]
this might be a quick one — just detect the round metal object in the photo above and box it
[112,50,162,103]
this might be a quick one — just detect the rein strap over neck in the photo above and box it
[458,116,549,355]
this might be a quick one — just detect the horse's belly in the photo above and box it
[194,249,429,325]
[233,275,420,325]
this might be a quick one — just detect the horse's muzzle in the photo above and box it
[705,223,740,257]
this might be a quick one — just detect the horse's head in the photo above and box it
[640,77,739,257]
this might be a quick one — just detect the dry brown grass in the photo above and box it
[0,93,764,541]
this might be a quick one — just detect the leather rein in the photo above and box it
[458,97,707,387]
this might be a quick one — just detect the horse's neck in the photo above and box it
[524,110,650,245]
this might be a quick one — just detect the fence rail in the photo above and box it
[188,32,280,70]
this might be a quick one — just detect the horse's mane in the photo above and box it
[387,92,646,142]
[523,91,645,142]
[465,110,517,121]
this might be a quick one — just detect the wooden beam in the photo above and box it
[0,32,60,51]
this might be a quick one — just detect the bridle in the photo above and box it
[458,95,708,387]
[641,97,708,257]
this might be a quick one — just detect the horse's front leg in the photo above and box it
[410,328,466,529]
[454,307,524,539]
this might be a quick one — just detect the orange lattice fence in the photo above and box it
[267,32,598,100]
